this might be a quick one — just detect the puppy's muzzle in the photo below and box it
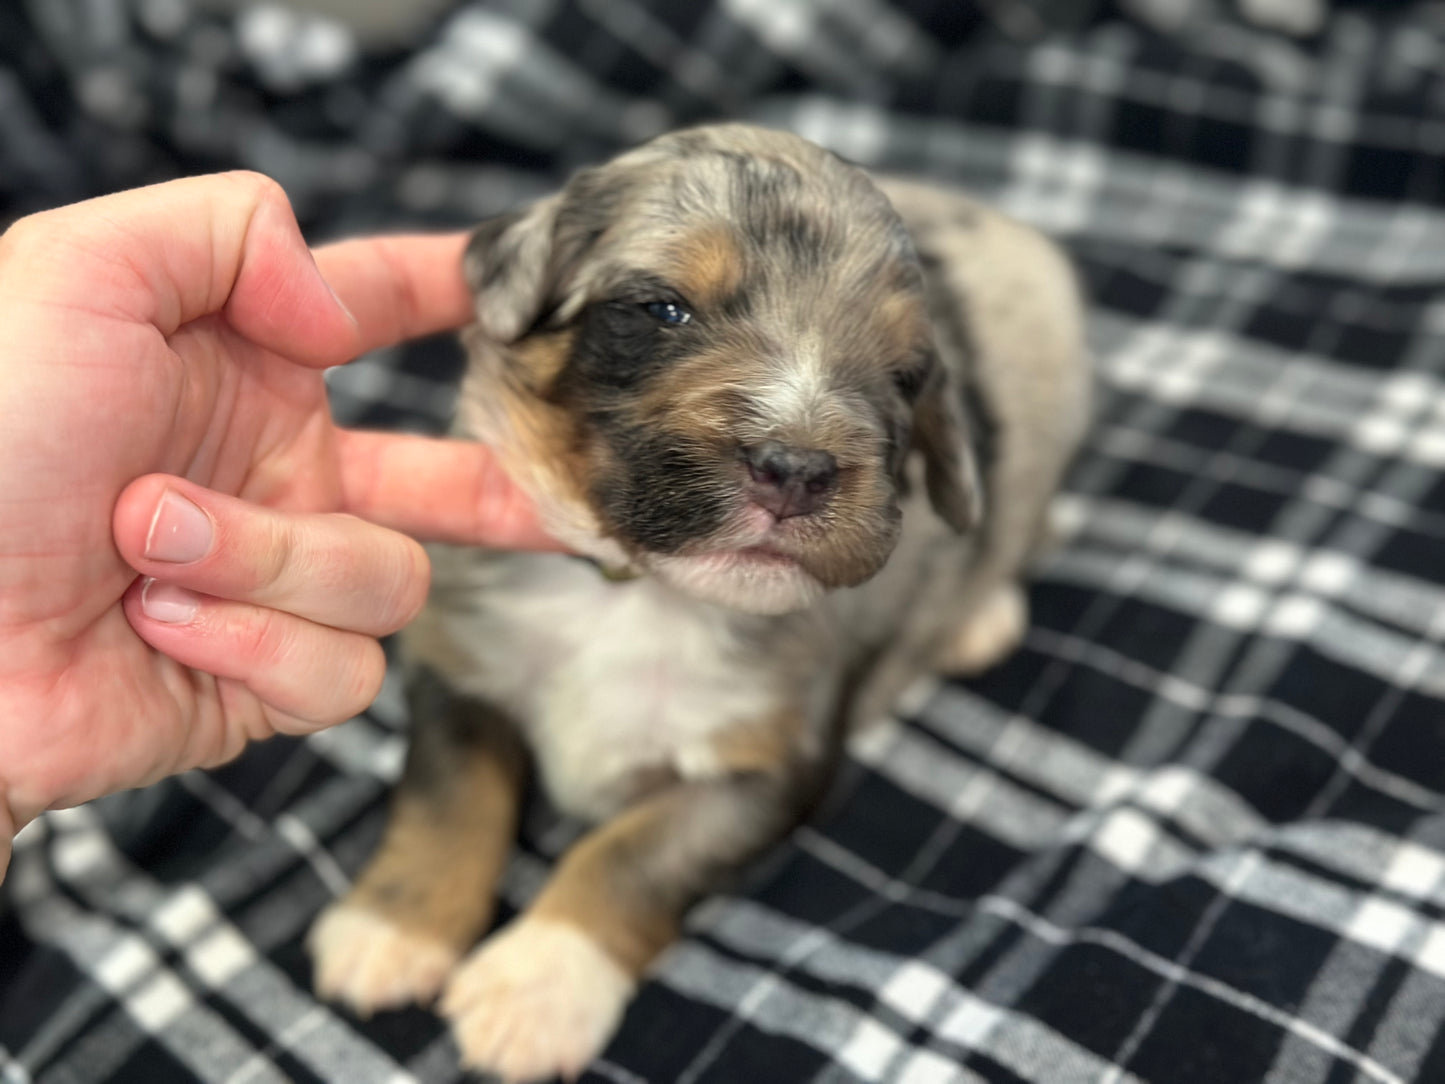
[742,440,840,521]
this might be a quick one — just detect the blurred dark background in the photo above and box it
[0,0,1427,238]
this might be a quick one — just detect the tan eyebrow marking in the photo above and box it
[670,225,745,308]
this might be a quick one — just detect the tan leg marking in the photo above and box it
[528,793,695,973]
[442,769,805,1080]
[309,709,525,1016]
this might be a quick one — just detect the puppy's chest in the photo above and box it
[429,555,784,821]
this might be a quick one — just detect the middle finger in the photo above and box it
[113,474,430,637]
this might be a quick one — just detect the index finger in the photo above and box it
[312,232,474,356]
[334,430,565,551]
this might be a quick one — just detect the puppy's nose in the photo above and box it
[743,440,839,520]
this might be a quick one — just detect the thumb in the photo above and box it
[223,176,364,366]
[6,171,361,368]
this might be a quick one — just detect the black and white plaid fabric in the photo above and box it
[6,1,1445,1080]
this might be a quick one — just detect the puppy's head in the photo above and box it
[457,124,980,615]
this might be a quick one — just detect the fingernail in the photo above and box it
[140,578,200,624]
[145,489,214,563]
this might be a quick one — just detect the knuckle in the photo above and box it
[333,637,387,722]
[339,641,381,716]
[338,516,430,634]
[387,537,432,631]
[0,213,40,257]
[221,170,291,212]
[0,212,62,280]
[250,514,298,598]
[234,605,292,670]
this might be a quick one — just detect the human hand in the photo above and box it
[0,172,556,875]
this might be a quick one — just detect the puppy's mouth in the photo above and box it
[635,500,841,615]
[681,541,806,576]
[694,497,819,564]
[734,543,801,566]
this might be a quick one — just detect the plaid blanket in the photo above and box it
[6,2,1445,1081]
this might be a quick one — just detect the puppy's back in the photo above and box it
[882,176,1091,571]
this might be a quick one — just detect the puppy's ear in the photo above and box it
[463,196,566,344]
[913,359,984,533]
[465,164,624,343]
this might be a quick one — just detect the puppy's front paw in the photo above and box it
[440,917,634,1083]
[308,903,462,1017]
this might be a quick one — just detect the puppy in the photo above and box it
[308,123,1090,1081]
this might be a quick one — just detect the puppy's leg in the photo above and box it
[441,765,809,1082]
[309,670,527,1016]
[937,580,1028,675]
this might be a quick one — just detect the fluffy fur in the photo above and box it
[308,123,1091,1082]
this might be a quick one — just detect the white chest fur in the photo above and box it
[421,552,786,821]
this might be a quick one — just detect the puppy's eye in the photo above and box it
[643,300,692,326]
[892,366,927,401]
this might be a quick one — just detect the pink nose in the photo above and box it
[743,440,839,519]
